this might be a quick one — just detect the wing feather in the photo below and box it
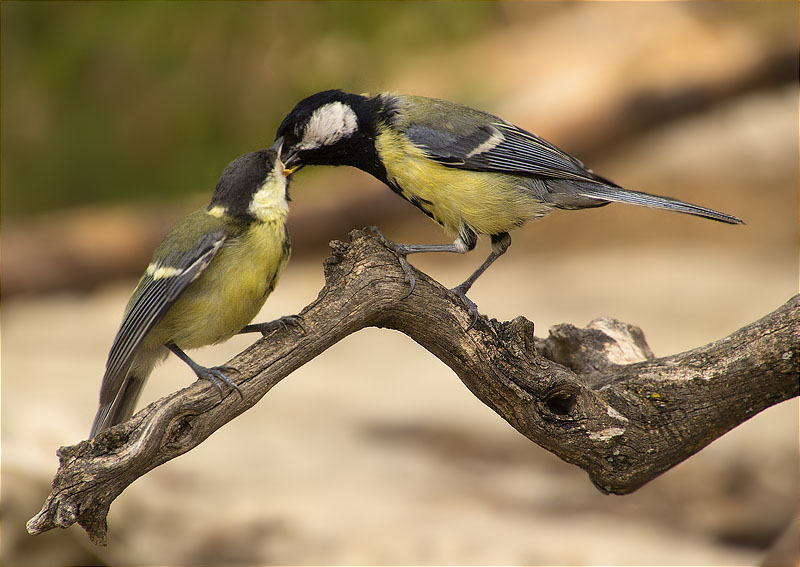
[404,119,601,183]
[98,230,226,406]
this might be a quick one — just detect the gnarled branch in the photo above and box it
[28,228,799,545]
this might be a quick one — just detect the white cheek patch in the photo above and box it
[297,101,358,150]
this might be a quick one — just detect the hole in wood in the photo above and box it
[545,391,577,415]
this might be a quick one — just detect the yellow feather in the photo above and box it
[374,129,552,237]
[148,218,289,350]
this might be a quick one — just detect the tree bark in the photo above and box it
[27,228,799,546]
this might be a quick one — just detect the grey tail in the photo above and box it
[89,374,147,438]
[578,184,744,225]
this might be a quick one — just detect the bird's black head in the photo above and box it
[209,139,288,221]
[276,89,384,178]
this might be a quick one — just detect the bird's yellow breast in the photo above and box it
[151,219,290,350]
[374,129,552,237]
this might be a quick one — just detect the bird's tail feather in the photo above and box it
[90,374,147,438]
[579,185,743,225]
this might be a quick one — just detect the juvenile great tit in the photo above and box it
[90,140,292,438]
[276,90,743,316]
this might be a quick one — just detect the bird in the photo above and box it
[275,89,743,321]
[90,140,293,437]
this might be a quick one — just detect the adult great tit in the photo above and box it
[90,141,292,438]
[276,90,743,316]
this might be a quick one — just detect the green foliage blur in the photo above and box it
[1,1,498,217]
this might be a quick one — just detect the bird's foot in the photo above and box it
[450,283,481,331]
[240,315,305,336]
[365,227,417,299]
[194,365,243,400]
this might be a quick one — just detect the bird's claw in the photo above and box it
[450,284,480,331]
[394,253,417,300]
[366,227,417,299]
[195,364,243,400]
[242,315,305,336]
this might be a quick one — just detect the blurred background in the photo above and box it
[2,2,798,565]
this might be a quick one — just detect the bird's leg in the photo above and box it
[239,315,305,336]
[390,243,463,299]
[166,343,243,400]
[451,233,511,330]
[366,227,463,299]
[449,251,499,330]
[451,250,502,296]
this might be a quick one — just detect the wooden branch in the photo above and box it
[28,228,799,546]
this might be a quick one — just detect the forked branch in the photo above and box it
[28,228,799,545]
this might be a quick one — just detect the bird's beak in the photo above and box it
[271,136,303,176]
[270,137,297,177]
[271,136,285,155]
[282,149,303,176]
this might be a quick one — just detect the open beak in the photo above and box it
[271,136,303,177]
[273,138,289,178]
[284,165,303,176]
[282,151,303,175]
[269,137,299,177]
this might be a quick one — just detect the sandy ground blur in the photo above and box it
[3,83,799,565]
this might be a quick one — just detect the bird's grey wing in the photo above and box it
[98,230,227,409]
[402,112,742,224]
[404,121,602,183]
[473,124,742,222]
